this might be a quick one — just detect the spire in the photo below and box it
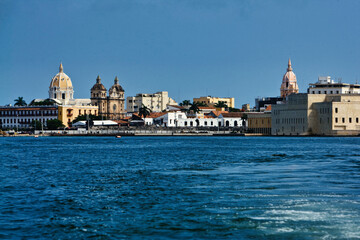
[96,75,101,83]
[114,76,119,84]
[287,58,292,72]
[59,62,63,73]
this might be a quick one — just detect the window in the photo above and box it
[312,91,315,94]
[318,91,321,94]
[330,91,333,94]
[324,91,327,94]
[357,118,359,123]
[335,108,338,113]
[349,118,352,123]
[335,118,338,123]
[336,91,339,94]
[62,93,65,99]
[342,118,345,123]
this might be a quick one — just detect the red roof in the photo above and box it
[221,112,244,118]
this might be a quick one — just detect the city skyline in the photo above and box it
[1,0,359,107]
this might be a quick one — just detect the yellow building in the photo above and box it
[247,112,272,135]
[193,96,235,108]
[58,105,98,127]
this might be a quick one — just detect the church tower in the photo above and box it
[280,59,299,98]
[108,76,125,119]
[90,75,107,116]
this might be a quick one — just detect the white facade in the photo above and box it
[0,106,58,129]
[126,91,177,112]
[308,76,360,95]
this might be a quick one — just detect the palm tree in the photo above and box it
[188,102,200,114]
[179,100,191,106]
[214,101,228,108]
[14,97,27,106]
[139,104,151,118]
[196,102,208,107]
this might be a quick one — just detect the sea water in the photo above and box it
[0,136,359,239]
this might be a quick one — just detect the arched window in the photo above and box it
[234,121,238,126]
[190,121,193,126]
[226,121,230,127]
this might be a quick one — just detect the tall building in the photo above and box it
[193,96,235,108]
[126,91,177,113]
[280,59,299,98]
[308,76,360,94]
[90,76,125,120]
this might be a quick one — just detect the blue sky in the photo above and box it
[0,0,359,107]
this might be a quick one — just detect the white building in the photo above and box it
[0,106,58,129]
[308,76,360,94]
[218,112,245,127]
[126,91,177,113]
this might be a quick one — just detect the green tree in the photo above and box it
[188,102,200,114]
[179,100,191,106]
[139,104,151,118]
[47,119,65,130]
[196,102,208,107]
[31,120,42,130]
[14,97,27,106]
[29,99,59,106]
[214,101,228,108]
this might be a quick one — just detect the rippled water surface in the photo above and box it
[1,136,360,239]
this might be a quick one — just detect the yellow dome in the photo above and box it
[49,63,73,89]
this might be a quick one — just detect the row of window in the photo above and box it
[335,117,359,124]
[275,118,306,125]
[0,110,57,116]
[0,118,53,124]
[311,90,340,94]
[319,108,330,114]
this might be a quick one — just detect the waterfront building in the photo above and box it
[193,96,235,108]
[280,59,299,98]
[0,106,58,129]
[126,91,177,113]
[247,112,272,135]
[58,105,98,127]
[272,93,360,136]
[90,75,126,120]
[308,76,360,94]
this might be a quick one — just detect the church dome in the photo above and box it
[109,76,124,92]
[91,75,107,91]
[280,59,299,98]
[49,63,73,89]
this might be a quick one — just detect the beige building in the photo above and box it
[193,96,235,108]
[58,105,98,127]
[247,112,271,135]
[126,91,177,113]
[91,76,125,120]
[272,93,360,136]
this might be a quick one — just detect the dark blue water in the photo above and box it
[1,137,360,239]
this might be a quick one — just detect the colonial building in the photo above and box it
[193,96,235,108]
[0,106,58,129]
[272,93,360,136]
[308,76,360,94]
[91,75,125,120]
[280,59,299,98]
[126,91,177,113]
[58,105,98,127]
